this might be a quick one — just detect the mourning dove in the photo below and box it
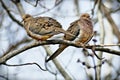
[46,13,94,62]
[22,14,74,41]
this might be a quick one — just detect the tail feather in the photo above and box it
[46,45,67,62]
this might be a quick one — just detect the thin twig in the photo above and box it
[91,47,104,60]
[92,55,97,80]
[91,0,98,16]
[77,58,107,69]
[110,7,120,13]
[44,55,57,75]
[3,62,46,71]
[24,0,40,7]
[33,0,63,16]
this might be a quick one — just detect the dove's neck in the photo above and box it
[23,18,33,29]
[81,18,93,28]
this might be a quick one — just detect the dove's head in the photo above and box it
[22,14,33,22]
[80,13,90,20]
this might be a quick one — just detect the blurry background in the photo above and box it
[0,0,120,80]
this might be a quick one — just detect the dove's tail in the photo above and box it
[46,45,67,62]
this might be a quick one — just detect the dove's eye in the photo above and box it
[25,15,30,18]
[22,14,31,20]
[81,13,90,18]
[87,15,90,18]
[85,14,90,18]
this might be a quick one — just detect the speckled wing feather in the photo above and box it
[64,20,80,41]
[28,17,62,35]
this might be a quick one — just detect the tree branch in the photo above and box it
[2,38,32,56]
[0,0,23,26]
[3,62,46,71]
[11,0,25,16]
[44,46,72,80]
[100,3,120,43]
[97,0,105,79]
[0,40,120,64]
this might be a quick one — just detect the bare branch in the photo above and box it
[44,56,57,75]
[94,47,120,55]
[0,0,23,26]
[3,62,46,71]
[110,7,120,13]
[3,38,32,56]
[101,3,120,43]
[33,0,63,16]
[91,0,98,16]
[24,0,40,7]
[0,39,120,64]
[44,45,72,80]
[11,0,25,16]
[74,0,80,16]
[97,0,105,79]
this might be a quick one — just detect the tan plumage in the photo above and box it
[46,13,94,62]
[22,14,74,41]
